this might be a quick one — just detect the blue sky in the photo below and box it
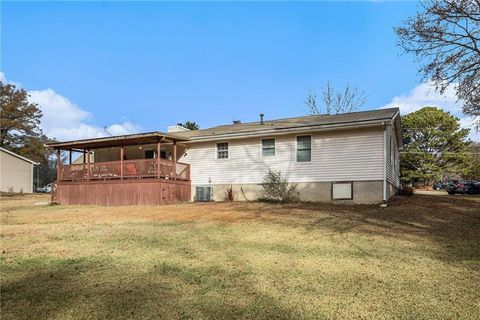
[2,1,477,141]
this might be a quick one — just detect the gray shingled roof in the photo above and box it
[176,108,399,139]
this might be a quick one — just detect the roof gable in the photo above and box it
[0,148,39,165]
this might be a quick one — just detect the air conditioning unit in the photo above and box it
[195,186,213,202]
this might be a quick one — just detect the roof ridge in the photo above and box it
[197,107,399,131]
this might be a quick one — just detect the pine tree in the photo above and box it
[401,107,471,185]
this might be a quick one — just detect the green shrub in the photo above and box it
[260,170,298,203]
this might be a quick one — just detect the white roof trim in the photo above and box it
[0,147,40,165]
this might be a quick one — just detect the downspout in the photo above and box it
[382,122,387,203]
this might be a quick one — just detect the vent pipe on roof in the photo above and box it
[260,113,264,125]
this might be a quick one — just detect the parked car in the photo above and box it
[463,182,480,195]
[433,181,449,190]
[36,184,52,193]
[447,181,480,195]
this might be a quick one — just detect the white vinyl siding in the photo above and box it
[0,150,34,193]
[180,127,385,185]
[385,125,400,187]
[261,138,275,157]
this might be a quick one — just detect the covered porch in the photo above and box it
[46,132,191,206]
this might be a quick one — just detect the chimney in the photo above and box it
[259,113,264,125]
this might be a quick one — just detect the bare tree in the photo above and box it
[305,82,367,115]
[304,88,320,115]
[396,0,480,125]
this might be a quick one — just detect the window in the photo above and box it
[217,142,229,159]
[144,150,156,159]
[262,138,275,157]
[296,136,311,162]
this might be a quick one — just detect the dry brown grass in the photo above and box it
[1,193,479,319]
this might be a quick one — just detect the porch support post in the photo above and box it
[69,149,72,165]
[173,140,177,179]
[56,149,61,182]
[120,146,124,179]
[157,141,161,179]
[86,149,90,181]
[82,149,86,180]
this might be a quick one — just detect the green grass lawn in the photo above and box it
[1,193,479,319]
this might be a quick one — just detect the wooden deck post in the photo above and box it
[56,149,61,181]
[157,141,161,179]
[82,149,86,180]
[86,149,90,181]
[173,140,177,179]
[120,146,124,179]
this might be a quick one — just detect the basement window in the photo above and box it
[217,142,229,159]
[332,182,353,200]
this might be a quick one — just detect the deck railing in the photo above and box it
[59,159,190,181]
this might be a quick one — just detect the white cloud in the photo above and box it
[28,89,91,130]
[28,88,142,141]
[381,82,479,141]
[1,73,141,141]
[0,71,21,87]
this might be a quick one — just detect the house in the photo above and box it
[46,108,402,205]
[0,147,39,194]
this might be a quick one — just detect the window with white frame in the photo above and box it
[261,138,275,157]
[296,136,311,162]
[217,142,229,159]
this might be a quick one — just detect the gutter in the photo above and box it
[383,122,387,203]
[185,119,392,143]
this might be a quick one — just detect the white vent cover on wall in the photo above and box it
[332,182,353,200]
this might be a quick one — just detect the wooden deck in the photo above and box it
[53,159,191,206]
[58,159,190,182]
[46,132,192,206]
[53,179,191,206]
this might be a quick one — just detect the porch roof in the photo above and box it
[45,131,190,150]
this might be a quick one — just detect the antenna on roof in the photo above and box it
[104,126,113,137]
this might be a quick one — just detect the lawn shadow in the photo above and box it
[1,255,303,320]
[221,194,480,264]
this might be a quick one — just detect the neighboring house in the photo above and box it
[46,108,402,205]
[0,147,39,194]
